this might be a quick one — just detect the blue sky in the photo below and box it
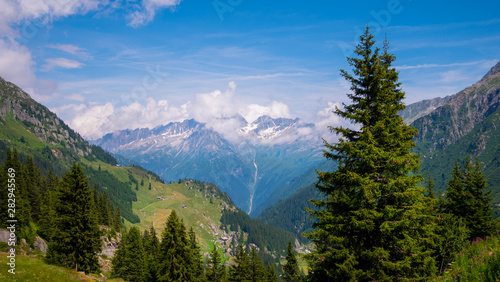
[1,0,499,139]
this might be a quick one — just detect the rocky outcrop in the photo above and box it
[411,61,500,152]
[0,76,92,157]
[33,236,48,253]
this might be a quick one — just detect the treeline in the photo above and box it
[0,151,120,273]
[0,137,140,223]
[184,179,234,206]
[83,165,139,223]
[220,207,298,261]
[258,183,321,243]
[113,210,301,282]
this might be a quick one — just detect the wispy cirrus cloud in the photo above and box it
[43,57,84,71]
[46,44,91,59]
[395,59,497,70]
[127,0,182,27]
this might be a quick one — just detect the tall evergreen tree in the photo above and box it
[306,28,436,280]
[38,170,60,241]
[207,242,226,282]
[158,210,192,281]
[248,247,266,282]
[112,227,146,282]
[283,241,300,281]
[229,245,251,282]
[145,226,161,282]
[445,156,494,240]
[48,163,102,273]
[188,227,204,280]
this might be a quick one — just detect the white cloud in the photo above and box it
[69,102,114,139]
[43,57,84,70]
[0,38,36,87]
[63,82,298,141]
[0,0,103,35]
[127,0,182,27]
[46,44,91,59]
[64,97,186,139]
[241,101,291,124]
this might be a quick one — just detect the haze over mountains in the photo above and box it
[95,113,325,215]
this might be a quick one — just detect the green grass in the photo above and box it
[0,117,48,151]
[437,235,500,281]
[95,165,229,254]
[0,253,89,282]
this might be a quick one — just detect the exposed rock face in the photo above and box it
[0,76,92,157]
[33,236,48,253]
[0,229,12,244]
[98,226,121,259]
[409,61,500,152]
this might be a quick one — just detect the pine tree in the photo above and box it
[158,210,192,281]
[112,227,146,282]
[38,170,60,241]
[48,162,102,273]
[306,28,436,280]
[144,226,160,282]
[265,264,278,282]
[207,242,226,281]
[229,245,251,281]
[248,247,266,282]
[443,160,465,218]
[188,227,204,280]
[283,241,300,281]
[445,156,494,240]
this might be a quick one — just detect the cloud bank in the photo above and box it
[55,82,347,145]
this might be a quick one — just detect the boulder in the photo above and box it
[33,236,48,253]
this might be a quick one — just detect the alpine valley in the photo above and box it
[94,115,326,216]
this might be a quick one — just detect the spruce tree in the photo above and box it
[48,162,102,273]
[188,227,204,280]
[229,245,251,281]
[158,210,192,281]
[248,247,266,282]
[265,264,278,282]
[445,156,494,240]
[145,226,160,282]
[306,28,436,280]
[38,170,60,241]
[112,227,146,282]
[207,242,226,281]
[283,241,300,281]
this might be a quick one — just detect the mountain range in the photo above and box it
[95,114,325,215]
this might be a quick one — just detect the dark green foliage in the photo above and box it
[207,242,226,282]
[443,156,495,240]
[38,170,60,241]
[144,226,161,282]
[220,208,297,258]
[229,245,251,282]
[84,166,139,223]
[89,144,118,165]
[306,28,437,280]
[265,265,279,282]
[435,214,469,273]
[283,241,300,281]
[158,210,193,281]
[248,247,266,282]
[112,226,146,282]
[48,163,102,273]
[257,184,321,243]
[188,227,204,280]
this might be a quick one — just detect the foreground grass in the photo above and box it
[437,235,500,281]
[0,252,126,282]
